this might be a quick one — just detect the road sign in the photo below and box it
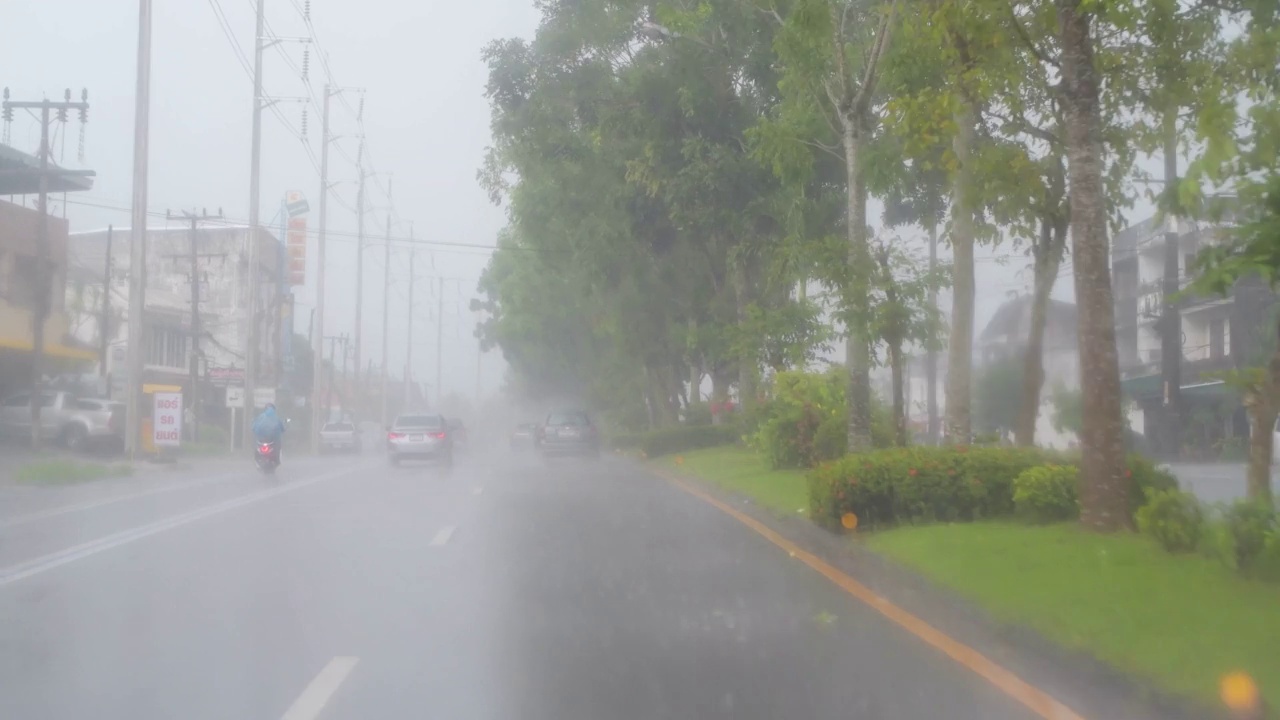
[153,392,183,447]
[225,386,245,408]
[254,387,276,409]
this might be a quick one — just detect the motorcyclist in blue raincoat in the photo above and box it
[252,403,286,461]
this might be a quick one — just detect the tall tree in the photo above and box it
[1054,0,1132,530]
[760,0,899,451]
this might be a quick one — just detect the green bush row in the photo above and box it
[640,424,741,458]
[808,446,1177,531]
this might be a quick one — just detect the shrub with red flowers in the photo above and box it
[808,447,1177,532]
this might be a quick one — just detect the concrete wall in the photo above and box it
[0,199,71,348]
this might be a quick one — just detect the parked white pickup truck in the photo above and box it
[0,391,125,451]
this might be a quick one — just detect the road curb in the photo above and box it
[645,461,1223,720]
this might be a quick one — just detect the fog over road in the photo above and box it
[0,448,1168,720]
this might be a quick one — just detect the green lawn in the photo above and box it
[868,522,1280,710]
[659,445,809,516]
[15,459,133,485]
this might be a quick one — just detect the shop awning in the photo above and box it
[1121,374,1235,400]
[0,336,97,361]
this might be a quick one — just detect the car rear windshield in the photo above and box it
[324,423,355,432]
[395,415,443,429]
[547,412,588,426]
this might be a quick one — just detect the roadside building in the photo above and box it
[0,144,97,400]
[1112,212,1273,459]
[65,224,284,431]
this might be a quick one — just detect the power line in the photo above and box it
[64,196,503,256]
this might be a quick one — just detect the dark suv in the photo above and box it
[536,410,600,459]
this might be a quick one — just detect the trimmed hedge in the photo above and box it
[808,446,1178,532]
[640,424,741,458]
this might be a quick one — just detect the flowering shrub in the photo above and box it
[809,447,1166,532]
[751,370,892,469]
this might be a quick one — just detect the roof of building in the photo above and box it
[0,144,95,194]
[978,295,1077,347]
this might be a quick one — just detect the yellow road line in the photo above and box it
[657,468,1088,720]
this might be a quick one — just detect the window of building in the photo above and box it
[147,326,189,369]
[1209,317,1227,360]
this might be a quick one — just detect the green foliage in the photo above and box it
[1013,465,1080,523]
[1123,454,1179,513]
[751,370,893,470]
[16,460,133,485]
[681,403,713,426]
[974,356,1024,438]
[1049,385,1082,435]
[1136,488,1205,553]
[640,424,741,459]
[1222,500,1279,576]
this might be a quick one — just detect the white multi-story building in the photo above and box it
[64,225,283,416]
[1112,211,1271,457]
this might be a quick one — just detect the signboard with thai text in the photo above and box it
[287,216,307,286]
[152,392,183,447]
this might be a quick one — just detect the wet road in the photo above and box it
[0,449,1049,720]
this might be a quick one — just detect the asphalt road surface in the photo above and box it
[0,448,1075,720]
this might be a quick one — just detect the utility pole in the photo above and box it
[100,225,113,384]
[121,0,152,458]
[2,90,90,450]
[353,137,367,417]
[325,335,338,423]
[435,278,444,404]
[1160,122,1183,460]
[380,178,392,427]
[340,332,350,403]
[243,0,268,450]
[311,83,339,453]
[405,247,416,408]
[168,208,224,444]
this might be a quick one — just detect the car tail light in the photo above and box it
[431,431,446,439]
[388,432,404,440]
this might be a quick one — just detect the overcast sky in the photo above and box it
[3,1,1163,402]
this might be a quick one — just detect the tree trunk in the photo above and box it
[946,100,977,445]
[733,258,759,417]
[1245,314,1280,507]
[1058,0,1131,531]
[1015,215,1066,447]
[1245,393,1276,507]
[688,317,701,406]
[841,117,873,452]
[926,221,940,445]
[710,366,731,426]
[890,339,907,446]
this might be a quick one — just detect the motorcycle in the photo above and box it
[254,418,290,474]
[255,440,280,474]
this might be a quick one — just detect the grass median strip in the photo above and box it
[15,460,133,486]
[868,521,1280,711]
[666,445,1279,713]
[658,445,808,516]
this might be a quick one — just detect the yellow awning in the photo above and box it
[143,383,183,394]
[0,336,97,361]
